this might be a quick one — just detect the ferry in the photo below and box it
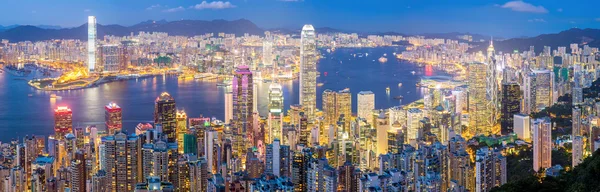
[378,57,388,63]
[386,87,390,92]
[394,96,404,100]
[398,83,403,87]
[317,83,324,87]
[411,71,416,75]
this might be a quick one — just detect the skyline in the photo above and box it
[2,0,600,37]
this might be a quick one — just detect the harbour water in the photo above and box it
[0,46,441,142]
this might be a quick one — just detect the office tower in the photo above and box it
[468,62,492,137]
[101,44,120,72]
[232,65,253,157]
[176,110,188,154]
[523,70,553,114]
[105,102,122,135]
[224,91,233,124]
[501,83,521,135]
[155,92,177,142]
[513,114,531,141]
[292,148,312,191]
[322,89,337,126]
[572,107,582,136]
[322,88,352,129]
[486,40,499,132]
[265,138,290,177]
[357,91,375,124]
[300,24,317,121]
[188,157,209,192]
[88,16,96,71]
[573,136,584,168]
[54,106,73,140]
[475,147,506,192]
[448,136,472,191]
[338,162,360,192]
[268,83,284,143]
[532,117,552,172]
[101,132,140,191]
[406,108,423,145]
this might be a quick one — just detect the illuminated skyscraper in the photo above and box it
[513,114,531,141]
[87,16,96,71]
[357,91,375,125]
[573,136,584,168]
[101,132,140,191]
[262,37,273,66]
[532,117,552,172]
[523,70,553,114]
[155,92,177,143]
[467,62,491,137]
[268,83,284,143]
[176,110,188,154]
[486,39,499,131]
[224,91,233,124]
[475,147,506,192]
[54,106,73,140]
[300,24,317,121]
[501,83,520,135]
[232,65,253,155]
[105,102,122,135]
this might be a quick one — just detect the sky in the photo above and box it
[2,0,600,37]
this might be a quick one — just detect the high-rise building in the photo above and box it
[268,83,284,143]
[232,65,253,156]
[475,147,506,192]
[69,151,86,192]
[501,83,520,135]
[262,38,273,66]
[406,108,423,145]
[105,102,122,135]
[532,117,552,172]
[265,138,291,177]
[523,70,553,114]
[467,62,493,137]
[176,110,188,154]
[88,16,96,71]
[322,89,352,129]
[300,24,317,121]
[101,132,140,191]
[357,91,375,124]
[513,114,531,141]
[572,107,582,136]
[100,44,120,73]
[155,92,177,142]
[224,91,233,124]
[54,106,73,140]
[486,40,499,133]
[573,136,584,168]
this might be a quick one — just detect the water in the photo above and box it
[0,47,439,142]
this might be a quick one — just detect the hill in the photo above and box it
[469,28,600,54]
[491,149,600,192]
[0,19,264,42]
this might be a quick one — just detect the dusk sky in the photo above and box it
[3,0,600,37]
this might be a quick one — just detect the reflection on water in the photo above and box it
[0,47,440,142]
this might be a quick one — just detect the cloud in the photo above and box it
[146,4,161,10]
[84,9,91,12]
[163,6,185,13]
[190,1,236,10]
[557,8,563,12]
[527,18,546,23]
[501,1,548,13]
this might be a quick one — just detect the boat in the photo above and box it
[50,94,57,99]
[394,96,404,100]
[386,87,390,92]
[365,53,369,57]
[317,83,324,87]
[398,83,402,87]
[411,71,416,75]
[383,53,387,57]
[378,57,388,63]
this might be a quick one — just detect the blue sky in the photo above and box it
[2,0,600,37]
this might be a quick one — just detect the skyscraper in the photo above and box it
[501,83,520,135]
[101,132,140,191]
[232,65,253,156]
[572,136,584,168]
[54,106,73,140]
[268,83,284,143]
[224,91,233,124]
[105,102,122,135]
[467,62,492,137]
[155,92,177,143]
[513,114,531,141]
[87,16,96,71]
[357,91,375,124]
[486,39,499,133]
[176,110,188,154]
[475,147,506,192]
[523,70,553,114]
[532,117,552,172]
[101,44,119,73]
[300,24,317,121]
[322,89,352,130]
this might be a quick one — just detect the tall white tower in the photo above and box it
[300,24,317,121]
[486,38,498,130]
[88,16,97,71]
